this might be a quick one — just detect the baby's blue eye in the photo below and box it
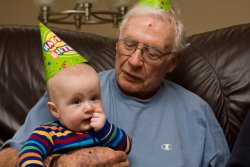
[73,99,81,104]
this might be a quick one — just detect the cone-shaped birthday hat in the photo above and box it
[139,0,171,11]
[39,23,88,81]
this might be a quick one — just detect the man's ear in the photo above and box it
[166,53,181,74]
[115,30,120,51]
[48,102,59,118]
[116,29,120,38]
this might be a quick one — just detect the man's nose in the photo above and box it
[128,47,144,66]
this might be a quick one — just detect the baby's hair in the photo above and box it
[47,63,96,102]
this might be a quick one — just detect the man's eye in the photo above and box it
[72,99,81,104]
[146,52,161,60]
[146,48,162,60]
[124,41,136,50]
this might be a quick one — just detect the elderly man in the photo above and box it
[0,1,230,167]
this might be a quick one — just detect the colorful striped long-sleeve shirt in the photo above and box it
[18,120,132,167]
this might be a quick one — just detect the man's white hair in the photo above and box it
[119,3,186,53]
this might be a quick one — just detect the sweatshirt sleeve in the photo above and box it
[95,119,132,154]
[18,126,54,167]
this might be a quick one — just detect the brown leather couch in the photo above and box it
[0,23,250,151]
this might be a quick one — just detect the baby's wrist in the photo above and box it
[94,119,111,137]
[94,119,108,132]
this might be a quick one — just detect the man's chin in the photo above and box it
[119,81,140,94]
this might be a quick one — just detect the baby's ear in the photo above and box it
[48,102,59,118]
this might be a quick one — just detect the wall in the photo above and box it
[0,0,250,38]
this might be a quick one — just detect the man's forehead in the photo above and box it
[129,13,173,25]
[122,14,176,48]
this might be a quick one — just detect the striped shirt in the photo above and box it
[18,120,131,167]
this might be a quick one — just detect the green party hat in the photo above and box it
[39,23,88,81]
[139,0,171,11]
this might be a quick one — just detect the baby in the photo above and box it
[18,63,132,167]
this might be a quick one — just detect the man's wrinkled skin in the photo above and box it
[0,147,19,167]
[0,147,129,167]
[55,147,129,167]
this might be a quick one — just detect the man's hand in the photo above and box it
[51,147,129,167]
[0,147,19,167]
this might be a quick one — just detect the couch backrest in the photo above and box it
[0,24,250,150]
